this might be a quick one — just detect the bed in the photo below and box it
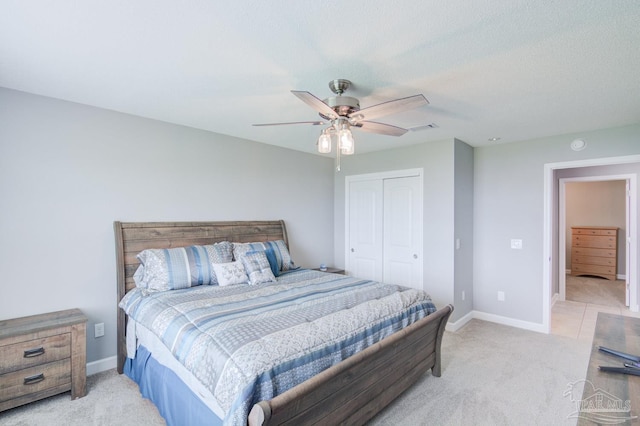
[115,220,453,425]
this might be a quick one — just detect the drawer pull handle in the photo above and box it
[23,347,45,358]
[23,373,45,385]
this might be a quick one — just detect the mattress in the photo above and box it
[120,269,437,425]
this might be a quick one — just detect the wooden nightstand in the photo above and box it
[0,308,87,411]
[312,267,346,275]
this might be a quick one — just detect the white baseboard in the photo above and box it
[446,310,474,332]
[446,310,546,334]
[86,355,117,376]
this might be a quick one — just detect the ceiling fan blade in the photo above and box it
[350,94,428,122]
[253,120,325,127]
[291,90,338,119]
[355,121,408,137]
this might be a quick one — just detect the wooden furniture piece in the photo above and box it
[0,308,87,411]
[311,267,345,274]
[571,226,618,281]
[577,313,640,424]
[114,220,452,426]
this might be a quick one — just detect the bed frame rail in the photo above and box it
[248,304,453,426]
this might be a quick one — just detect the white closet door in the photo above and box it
[383,176,423,290]
[348,179,383,281]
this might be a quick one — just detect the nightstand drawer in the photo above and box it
[0,359,71,403]
[0,334,71,374]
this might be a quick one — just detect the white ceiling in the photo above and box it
[1,1,639,155]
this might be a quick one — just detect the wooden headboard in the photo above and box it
[113,220,289,373]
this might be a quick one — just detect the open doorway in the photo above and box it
[559,178,629,309]
[542,155,640,334]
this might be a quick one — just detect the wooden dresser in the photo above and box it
[571,226,618,281]
[0,308,87,411]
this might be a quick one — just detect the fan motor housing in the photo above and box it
[320,96,360,119]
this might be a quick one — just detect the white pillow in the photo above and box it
[212,261,248,286]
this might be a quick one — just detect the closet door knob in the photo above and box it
[351,248,355,252]
[413,254,418,259]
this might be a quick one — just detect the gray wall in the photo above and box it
[333,139,474,321]
[565,180,627,275]
[0,88,335,364]
[2,86,639,365]
[474,125,640,324]
[454,139,474,316]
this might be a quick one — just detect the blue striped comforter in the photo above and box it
[119,269,437,425]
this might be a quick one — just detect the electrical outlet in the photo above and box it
[510,239,523,250]
[497,291,505,302]
[94,322,105,338]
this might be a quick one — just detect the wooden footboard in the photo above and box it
[248,304,453,426]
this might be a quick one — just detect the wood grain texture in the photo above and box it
[114,220,452,425]
[248,304,453,426]
[70,322,86,399]
[571,226,618,281]
[578,313,640,424]
[0,309,87,411]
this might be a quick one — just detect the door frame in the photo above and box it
[345,168,423,277]
[558,175,635,305]
[543,155,640,333]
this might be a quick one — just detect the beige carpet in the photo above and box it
[566,274,626,308]
[0,319,591,426]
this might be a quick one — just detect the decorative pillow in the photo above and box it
[263,246,280,277]
[240,251,277,285]
[212,261,248,287]
[205,241,234,264]
[135,242,233,291]
[232,240,296,272]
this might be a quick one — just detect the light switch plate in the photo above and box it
[511,239,523,249]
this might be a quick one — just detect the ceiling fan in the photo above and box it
[253,79,430,158]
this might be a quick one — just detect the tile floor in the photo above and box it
[551,299,640,342]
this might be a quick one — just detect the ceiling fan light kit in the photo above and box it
[317,128,332,154]
[254,78,430,171]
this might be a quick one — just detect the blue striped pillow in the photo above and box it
[232,240,296,272]
[135,242,233,291]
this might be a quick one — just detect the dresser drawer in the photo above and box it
[572,256,616,267]
[572,228,617,236]
[0,334,70,375]
[572,263,616,276]
[0,359,71,403]
[572,235,616,249]
[572,247,616,258]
